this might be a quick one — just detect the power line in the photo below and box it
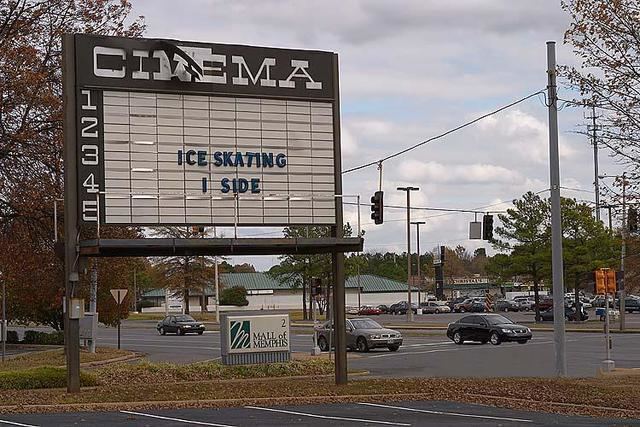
[342,89,547,174]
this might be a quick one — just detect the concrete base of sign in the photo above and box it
[311,346,322,356]
[222,351,289,365]
[601,359,615,373]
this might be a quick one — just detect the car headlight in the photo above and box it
[501,328,512,333]
[370,334,381,339]
[199,324,205,328]
[184,325,191,328]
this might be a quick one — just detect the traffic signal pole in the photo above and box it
[547,41,567,377]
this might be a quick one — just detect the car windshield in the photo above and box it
[175,315,195,322]
[351,319,382,329]
[485,315,513,325]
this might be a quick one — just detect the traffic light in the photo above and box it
[370,191,384,225]
[595,268,617,294]
[482,214,494,240]
[629,207,638,232]
[440,245,445,263]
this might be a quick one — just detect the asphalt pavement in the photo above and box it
[82,319,640,377]
[1,400,637,426]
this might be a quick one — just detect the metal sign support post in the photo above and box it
[2,279,6,363]
[620,173,626,331]
[63,34,81,393]
[89,262,97,353]
[603,290,614,371]
[547,41,567,377]
[331,53,347,385]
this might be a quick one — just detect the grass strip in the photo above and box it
[0,367,97,390]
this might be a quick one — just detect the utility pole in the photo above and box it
[412,221,425,305]
[588,103,601,222]
[620,172,627,331]
[398,186,419,322]
[547,41,567,377]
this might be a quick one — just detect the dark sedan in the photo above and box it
[495,299,520,312]
[157,314,205,335]
[389,301,417,315]
[446,314,532,346]
[540,306,588,321]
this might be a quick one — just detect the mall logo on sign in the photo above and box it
[230,320,251,350]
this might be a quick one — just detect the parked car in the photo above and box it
[357,305,382,316]
[534,297,554,311]
[495,299,520,312]
[624,297,640,313]
[591,295,613,308]
[540,306,588,321]
[315,318,403,352]
[455,297,485,313]
[446,314,532,345]
[447,297,467,311]
[516,298,534,311]
[389,301,418,315]
[469,302,487,312]
[156,315,205,335]
[377,304,390,314]
[420,301,451,314]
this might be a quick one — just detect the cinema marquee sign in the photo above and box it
[71,34,338,226]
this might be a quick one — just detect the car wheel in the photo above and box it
[453,331,464,345]
[197,331,204,335]
[388,345,400,352]
[177,327,184,336]
[158,327,166,336]
[460,308,466,313]
[356,337,369,352]
[518,340,527,344]
[503,308,509,312]
[318,336,329,351]
[435,309,440,314]
[489,331,501,346]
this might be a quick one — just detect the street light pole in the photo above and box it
[412,221,425,305]
[398,186,419,322]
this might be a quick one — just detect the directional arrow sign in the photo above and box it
[110,289,128,305]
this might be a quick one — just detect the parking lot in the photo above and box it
[1,400,637,426]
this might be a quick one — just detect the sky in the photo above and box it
[130,0,622,271]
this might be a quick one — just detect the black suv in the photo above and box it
[446,314,532,345]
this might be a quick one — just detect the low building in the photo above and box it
[140,272,419,312]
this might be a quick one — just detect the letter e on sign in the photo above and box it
[110,289,128,305]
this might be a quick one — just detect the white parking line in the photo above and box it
[120,410,236,426]
[0,420,38,427]
[405,341,453,347]
[245,406,411,426]
[357,402,533,423]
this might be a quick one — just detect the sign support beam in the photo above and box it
[63,34,81,393]
[331,53,347,385]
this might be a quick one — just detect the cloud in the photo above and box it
[398,160,524,185]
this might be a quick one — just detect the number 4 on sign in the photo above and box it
[110,289,128,305]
